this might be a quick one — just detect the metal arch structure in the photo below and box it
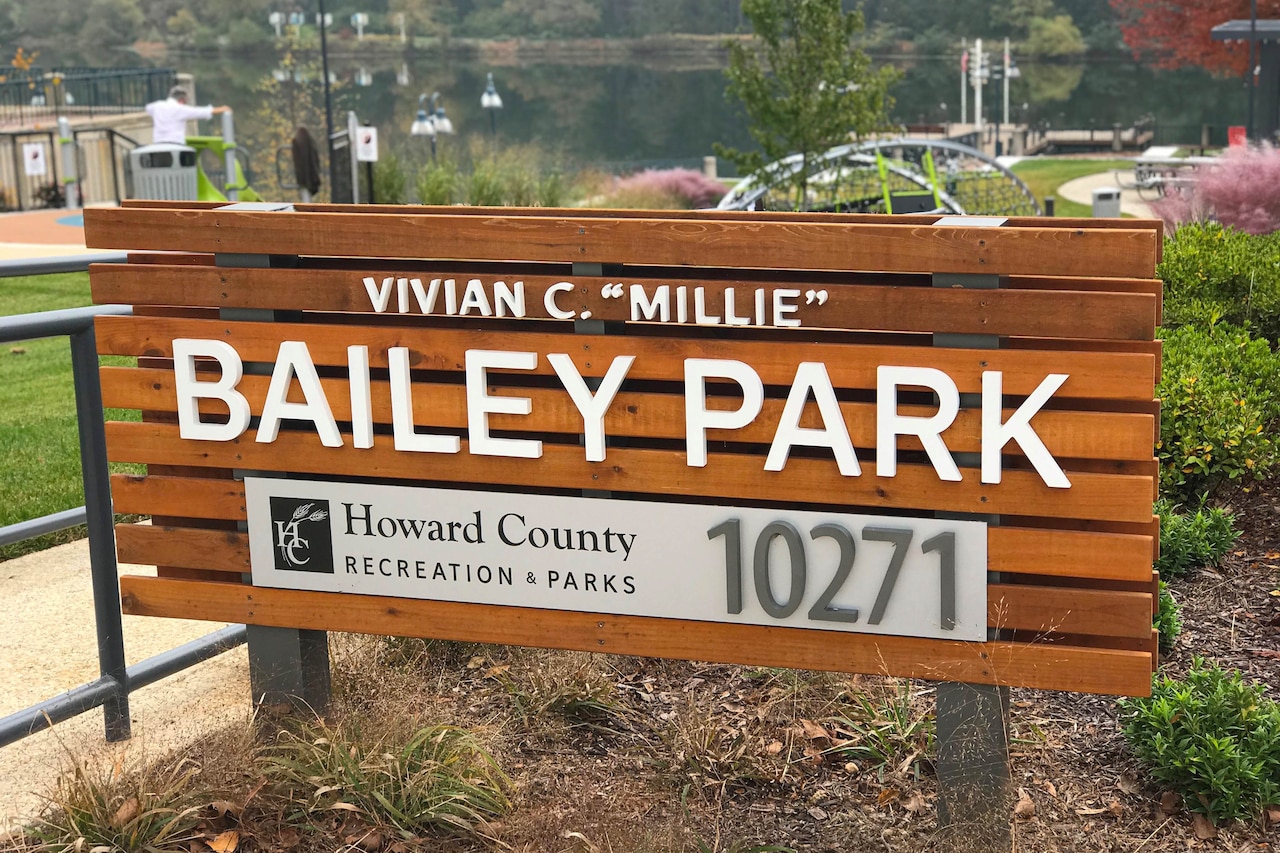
[718,138,1041,217]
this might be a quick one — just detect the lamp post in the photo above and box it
[410,91,454,161]
[481,72,503,137]
[317,0,336,198]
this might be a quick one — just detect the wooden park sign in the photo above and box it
[85,202,1162,698]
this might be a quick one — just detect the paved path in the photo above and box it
[0,209,100,260]
[0,536,251,830]
[1055,168,1157,219]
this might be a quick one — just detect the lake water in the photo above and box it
[174,49,1245,179]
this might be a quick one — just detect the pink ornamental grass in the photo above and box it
[1152,144,1280,235]
[608,168,726,209]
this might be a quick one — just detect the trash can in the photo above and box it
[127,143,198,200]
[1091,186,1122,219]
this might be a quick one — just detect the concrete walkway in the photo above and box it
[1055,168,1158,219]
[0,536,251,829]
[0,208,100,261]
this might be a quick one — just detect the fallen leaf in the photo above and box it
[765,740,784,755]
[210,800,241,818]
[1192,813,1218,840]
[799,719,829,741]
[328,802,363,813]
[877,787,900,807]
[896,749,921,777]
[1041,780,1058,798]
[1251,648,1280,659]
[1014,788,1036,820]
[1108,799,1124,818]
[277,827,301,849]
[1160,791,1183,815]
[9,347,26,355]
[808,806,829,821]
[1075,806,1108,816]
[484,664,510,677]
[207,830,239,853]
[111,797,139,828]
[843,761,858,773]
[465,655,486,669]
[1116,774,1139,795]
[351,830,383,851]
[1265,805,1280,826]
[902,791,926,813]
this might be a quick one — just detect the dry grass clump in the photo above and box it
[495,649,623,730]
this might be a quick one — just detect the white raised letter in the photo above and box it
[348,345,374,449]
[549,353,634,462]
[544,282,576,319]
[766,362,861,476]
[362,276,393,313]
[685,359,764,467]
[466,350,542,459]
[982,371,1071,488]
[257,341,342,447]
[877,366,961,481]
[630,284,670,322]
[389,347,460,454]
[172,338,250,442]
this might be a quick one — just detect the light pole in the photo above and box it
[481,72,503,137]
[411,94,437,160]
[410,92,454,161]
[317,0,336,198]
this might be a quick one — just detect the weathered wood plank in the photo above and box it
[89,264,1158,341]
[117,575,1156,695]
[83,208,1160,279]
[103,422,1156,523]
[100,366,1156,462]
[93,316,1158,401]
[107,476,1154,582]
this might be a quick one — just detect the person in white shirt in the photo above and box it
[146,86,229,145]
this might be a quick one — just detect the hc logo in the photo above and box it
[269,497,335,573]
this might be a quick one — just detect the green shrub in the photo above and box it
[1159,223,1280,342]
[373,151,409,205]
[1155,498,1240,578]
[1156,323,1280,503]
[415,158,459,206]
[1120,658,1280,825]
[466,153,506,206]
[1155,580,1182,654]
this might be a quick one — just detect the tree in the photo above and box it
[1025,14,1086,56]
[1110,0,1280,73]
[714,0,899,210]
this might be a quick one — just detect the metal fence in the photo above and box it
[0,254,247,748]
[0,131,60,211]
[0,68,174,129]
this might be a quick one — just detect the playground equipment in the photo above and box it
[718,138,1040,217]
[127,109,260,202]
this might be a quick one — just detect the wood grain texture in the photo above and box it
[89,264,1158,341]
[106,476,1154,582]
[110,524,1149,639]
[83,208,1159,279]
[100,366,1156,463]
[93,315,1158,401]
[103,422,1155,523]
[116,575,1155,695]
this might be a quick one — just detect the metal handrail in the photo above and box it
[0,254,247,747]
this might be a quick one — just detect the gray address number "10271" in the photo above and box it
[708,519,959,631]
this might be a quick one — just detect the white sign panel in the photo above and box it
[246,478,988,641]
[355,127,378,162]
[22,143,47,177]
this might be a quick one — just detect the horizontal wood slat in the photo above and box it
[84,208,1160,279]
[111,524,1150,639]
[100,367,1156,463]
[105,486,1155,583]
[104,422,1155,523]
[94,316,1157,401]
[116,575,1154,695]
[89,264,1158,341]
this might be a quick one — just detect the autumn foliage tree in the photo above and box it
[1110,0,1280,73]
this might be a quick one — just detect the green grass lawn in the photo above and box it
[1010,158,1135,218]
[1,271,139,560]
